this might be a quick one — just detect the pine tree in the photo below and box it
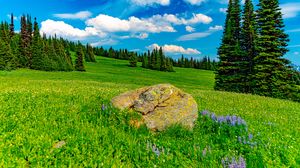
[240,0,257,93]
[129,52,137,67]
[253,0,292,99]
[75,46,85,71]
[9,13,14,38]
[215,0,243,92]
[31,18,44,70]
[0,39,15,70]
[154,48,161,70]
[19,15,29,67]
[86,44,96,62]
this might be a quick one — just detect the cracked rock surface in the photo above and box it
[111,84,198,131]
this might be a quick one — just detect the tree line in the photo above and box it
[0,14,96,72]
[173,55,217,71]
[215,0,300,102]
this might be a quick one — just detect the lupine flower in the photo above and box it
[201,110,247,127]
[211,113,217,121]
[248,134,253,140]
[222,156,246,168]
[152,145,160,157]
[101,104,107,111]
[218,116,226,123]
[201,110,210,116]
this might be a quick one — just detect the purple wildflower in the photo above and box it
[152,144,160,157]
[248,134,253,140]
[201,110,210,116]
[211,113,217,121]
[218,116,226,123]
[226,115,231,122]
[222,156,246,168]
[101,104,107,111]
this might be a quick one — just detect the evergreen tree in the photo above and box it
[129,52,137,67]
[0,39,15,70]
[75,46,85,71]
[215,0,243,92]
[31,18,45,70]
[20,15,29,67]
[240,0,257,93]
[253,0,292,99]
[86,44,96,62]
[9,13,14,38]
[154,49,161,70]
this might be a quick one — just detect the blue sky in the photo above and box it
[0,0,299,65]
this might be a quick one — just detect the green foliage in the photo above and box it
[142,48,174,72]
[75,46,85,72]
[129,52,137,67]
[215,0,299,102]
[0,57,299,167]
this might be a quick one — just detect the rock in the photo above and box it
[111,84,198,131]
[52,140,66,149]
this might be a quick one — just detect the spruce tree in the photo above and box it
[253,0,292,99]
[31,18,44,70]
[0,39,15,70]
[75,46,85,71]
[9,13,14,38]
[240,0,257,93]
[215,0,243,92]
[129,52,137,67]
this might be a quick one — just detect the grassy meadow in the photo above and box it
[0,56,300,167]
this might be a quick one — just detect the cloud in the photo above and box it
[281,3,300,19]
[90,39,118,47]
[130,0,170,6]
[40,19,106,40]
[148,13,212,25]
[288,44,300,48]
[41,13,213,46]
[54,11,92,20]
[177,32,211,41]
[85,13,212,34]
[178,25,223,41]
[287,28,300,33]
[184,0,206,5]
[147,43,201,55]
[186,26,195,32]
[86,14,175,33]
[219,8,227,14]
[7,14,18,20]
[209,25,223,31]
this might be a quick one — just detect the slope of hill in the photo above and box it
[0,56,299,167]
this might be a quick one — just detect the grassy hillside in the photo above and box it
[0,56,299,167]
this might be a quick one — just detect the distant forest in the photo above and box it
[0,14,216,73]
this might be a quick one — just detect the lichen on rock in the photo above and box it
[111,84,198,131]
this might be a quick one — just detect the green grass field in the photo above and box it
[0,56,300,167]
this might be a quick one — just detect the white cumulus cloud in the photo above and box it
[130,0,170,6]
[147,43,201,55]
[209,25,223,31]
[40,19,106,40]
[186,26,195,32]
[219,8,227,14]
[85,14,175,33]
[281,3,300,19]
[184,0,206,5]
[54,11,92,20]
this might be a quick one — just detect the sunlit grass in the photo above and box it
[0,56,299,167]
